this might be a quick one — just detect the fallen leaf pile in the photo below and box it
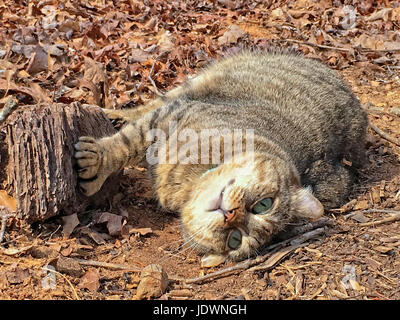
[1,0,399,112]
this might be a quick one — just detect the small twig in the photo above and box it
[282,39,400,53]
[282,39,351,52]
[362,104,400,147]
[0,96,18,123]
[248,242,308,272]
[47,224,61,241]
[351,209,400,215]
[363,103,400,118]
[357,210,400,227]
[147,60,164,98]
[271,217,333,246]
[369,122,400,147]
[288,227,328,246]
[185,255,256,284]
[74,258,141,272]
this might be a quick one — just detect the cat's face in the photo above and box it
[180,152,324,264]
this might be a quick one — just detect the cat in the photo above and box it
[74,50,367,264]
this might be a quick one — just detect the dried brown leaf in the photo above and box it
[5,267,30,284]
[83,56,109,108]
[129,227,153,236]
[78,268,100,292]
[349,212,369,223]
[353,200,369,211]
[0,79,41,103]
[0,190,17,212]
[218,25,246,46]
[62,213,80,238]
[92,212,125,237]
[365,8,392,22]
[373,245,394,254]
[354,34,385,50]
[26,45,48,75]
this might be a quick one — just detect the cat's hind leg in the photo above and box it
[302,160,353,210]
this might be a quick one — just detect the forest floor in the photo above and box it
[0,0,400,300]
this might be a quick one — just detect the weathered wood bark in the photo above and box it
[0,102,121,223]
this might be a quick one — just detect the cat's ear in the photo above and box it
[291,187,324,220]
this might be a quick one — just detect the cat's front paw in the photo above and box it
[74,136,102,179]
[74,136,104,196]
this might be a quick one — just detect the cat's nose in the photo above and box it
[224,209,237,223]
[224,208,245,226]
[223,208,249,234]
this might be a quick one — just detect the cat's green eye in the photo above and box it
[227,229,242,250]
[252,197,274,215]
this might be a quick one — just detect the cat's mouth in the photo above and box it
[206,181,244,227]
[205,179,249,249]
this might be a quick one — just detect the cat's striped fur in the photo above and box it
[75,51,367,262]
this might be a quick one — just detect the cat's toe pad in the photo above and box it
[74,136,102,180]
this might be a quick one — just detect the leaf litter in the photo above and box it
[0,0,400,300]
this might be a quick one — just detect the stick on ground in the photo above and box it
[147,60,164,97]
[75,258,141,272]
[282,39,400,53]
[358,211,400,227]
[369,122,400,147]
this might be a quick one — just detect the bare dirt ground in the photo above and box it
[0,0,399,300]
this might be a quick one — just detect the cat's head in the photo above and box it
[180,152,323,265]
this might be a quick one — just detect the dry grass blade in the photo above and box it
[75,259,141,272]
[358,211,400,227]
[282,39,352,52]
[147,60,164,97]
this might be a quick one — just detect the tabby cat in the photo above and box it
[74,51,367,263]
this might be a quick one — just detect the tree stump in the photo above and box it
[0,102,121,223]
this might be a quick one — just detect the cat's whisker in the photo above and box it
[182,224,215,258]
[165,214,220,259]
[156,233,206,264]
[175,222,215,256]
[156,215,214,255]
[156,219,216,264]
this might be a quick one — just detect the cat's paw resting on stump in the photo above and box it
[74,136,114,196]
